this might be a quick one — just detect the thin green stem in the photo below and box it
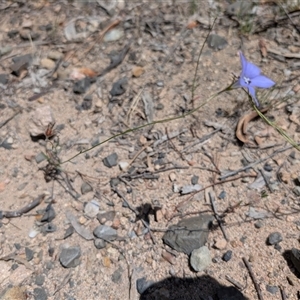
[61,86,228,164]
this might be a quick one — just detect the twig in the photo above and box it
[258,168,274,193]
[0,194,45,218]
[209,191,229,241]
[242,257,264,300]
[225,275,244,290]
[219,144,293,180]
[0,108,22,129]
[52,272,72,296]
[280,286,287,300]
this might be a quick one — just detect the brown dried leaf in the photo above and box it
[259,38,267,58]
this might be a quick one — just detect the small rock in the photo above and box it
[93,225,117,241]
[156,80,164,87]
[119,161,129,171]
[80,94,93,111]
[110,77,128,96]
[207,34,227,51]
[59,246,81,268]
[35,274,45,286]
[1,286,27,300]
[190,246,211,272]
[103,152,118,168]
[94,238,106,249]
[180,184,202,195]
[103,28,124,42]
[28,227,40,238]
[136,277,155,294]
[7,30,19,39]
[111,267,123,283]
[29,105,55,137]
[102,256,111,268]
[40,204,56,222]
[266,285,278,295]
[226,0,253,16]
[191,175,199,185]
[161,250,176,265]
[97,211,116,224]
[0,73,9,85]
[35,152,47,164]
[169,172,176,182]
[47,51,63,60]
[218,190,226,199]
[33,287,47,300]
[267,232,283,245]
[11,54,32,77]
[73,77,91,94]
[132,66,145,77]
[22,20,33,28]
[84,200,99,218]
[222,250,233,262]
[40,58,55,70]
[254,220,264,229]
[25,247,34,261]
[19,29,40,40]
[81,182,93,195]
[214,238,227,250]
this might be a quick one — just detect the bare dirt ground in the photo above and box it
[0,1,300,300]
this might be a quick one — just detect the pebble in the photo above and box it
[33,287,48,300]
[169,172,176,182]
[81,182,93,195]
[97,211,116,224]
[254,220,264,229]
[207,34,228,51]
[25,247,34,261]
[161,250,176,265]
[0,73,9,85]
[110,77,128,96]
[266,285,278,295]
[29,106,55,137]
[218,190,226,199]
[93,225,117,241]
[163,215,213,254]
[29,227,40,238]
[35,152,47,164]
[180,184,202,195]
[35,274,45,286]
[40,58,55,70]
[40,204,56,222]
[102,256,111,268]
[47,50,63,60]
[191,175,199,185]
[10,54,32,77]
[73,77,91,94]
[59,246,81,268]
[222,250,233,262]
[0,46,12,57]
[119,161,129,171]
[190,246,211,272]
[103,28,124,42]
[84,200,99,218]
[103,153,118,168]
[94,238,106,249]
[132,66,145,77]
[214,238,227,250]
[267,232,283,245]
[136,277,155,294]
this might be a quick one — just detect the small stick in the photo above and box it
[209,191,229,241]
[258,168,274,193]
[280,286,287,300]
[1,194,45,218]
[0,108,22,129]
[225,275,244,290]
[242,257,264,300]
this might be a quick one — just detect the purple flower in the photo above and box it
[232,51,275,107]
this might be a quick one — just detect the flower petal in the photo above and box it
[239,52,261,78]
[250,75,275,88]
[232,78,246,89]
[247,86,260,107]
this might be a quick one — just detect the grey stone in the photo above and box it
[222,250,232,262]
[217,286,245,300]
[293,186,300,196]
[11,54,32,77]
[190,246,211,272]
[226,0,253,16]
[136,277,154,294]
[218,190,226,200]
[93,225,117,241]
[110,77,128,96]
[35,152,47,164]
[162,214,213,254]
[266,285,278,294]
[40,204,56,222]
[35,274,45,286]
[290,248,300,273]
[41,223,57,233]
[267,232,283,245]
[94,238,106,249]
[180,184,202,195]
[97,211,116,224]
[73,77,91,94]
[81,94,93,110]
[33,287,47,300]
[191,175,199,185]
[207,34,228,51]
[84,200,99,218]
[59,246,81,268]
[254,220,264,229]
[25,247,34,261]
[103,153,118,168]
[111,267,123,283]
[0,74,9,85]
[81,182,93,195]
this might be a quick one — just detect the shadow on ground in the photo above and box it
[140,274,249,300]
